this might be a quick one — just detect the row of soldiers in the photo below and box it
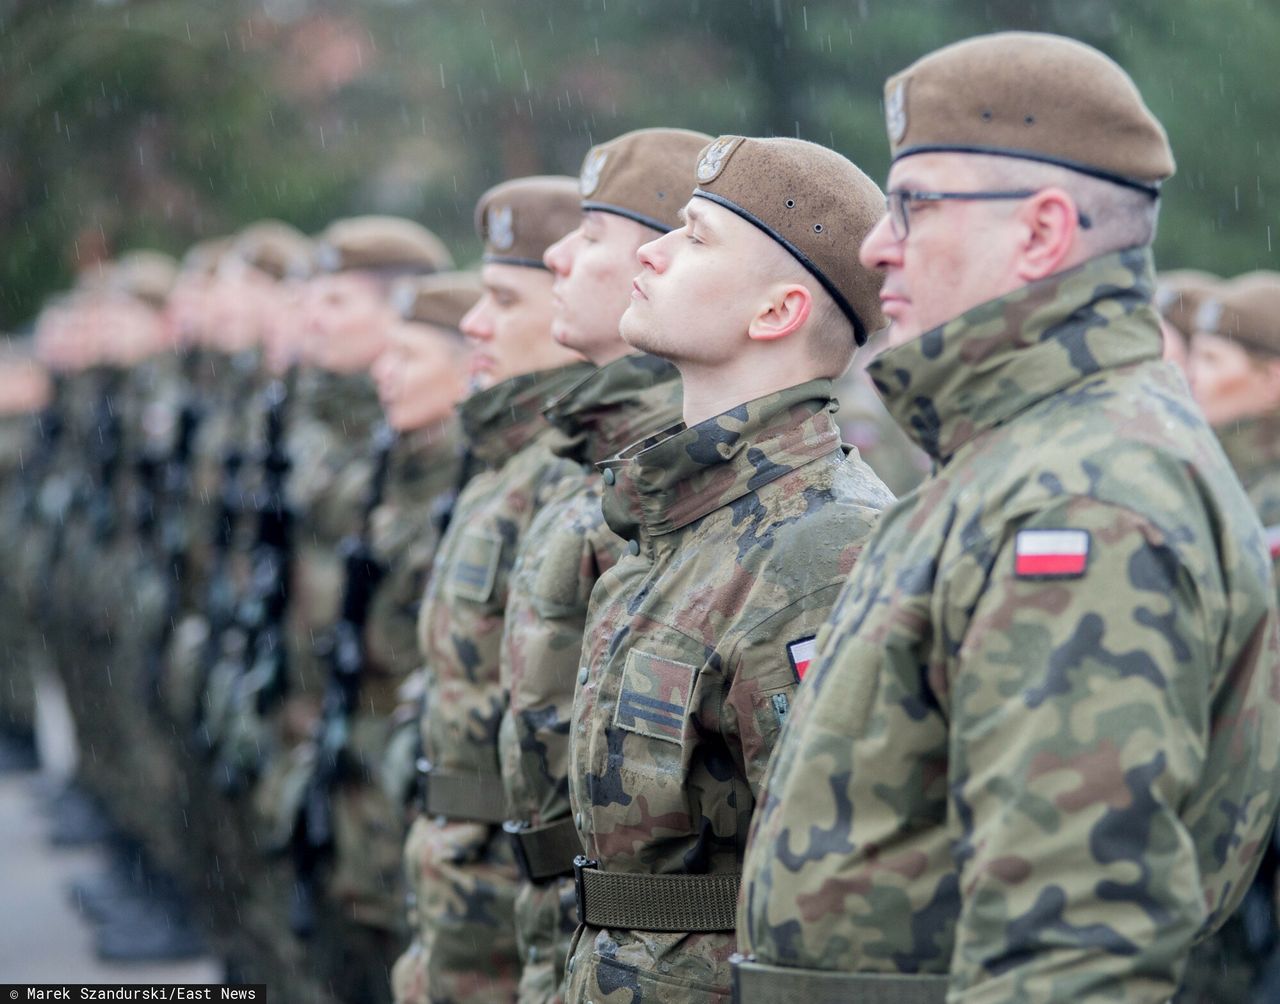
[2,28,1280,1004]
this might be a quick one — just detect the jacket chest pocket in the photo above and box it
[610,647,702,787]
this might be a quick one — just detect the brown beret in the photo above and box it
[107,250,178,307]
[315,216,453,276]
[579,127,711,232]
[474,176,580,268]
[232,221,313,280]
[1155,270,1221,340]
[885,32,1174,194]
[1196,273,1280,358]
[394,272,483,332]
[692,136,885,345]
[181,236,234,276]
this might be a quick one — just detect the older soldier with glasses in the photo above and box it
[736,32,1280,1004]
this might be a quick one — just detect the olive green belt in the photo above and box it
[732,957,948,1004]
[503,817,583,882]
[573,856,739,932]
[416,760,509,824]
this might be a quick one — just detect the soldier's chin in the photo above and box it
[618,307,651,352]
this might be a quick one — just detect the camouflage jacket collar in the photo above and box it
[543,353,682,465]
[394,419,463,504]
[296,368,382,437]
[601,378,842,540]
[1217,412,1280,493]
[459,362,594,466]
[870,247,1162,464]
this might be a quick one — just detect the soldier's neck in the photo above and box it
[677,354,818,427]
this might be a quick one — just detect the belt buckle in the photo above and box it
[503,819,533,881]
[572,854,597,924]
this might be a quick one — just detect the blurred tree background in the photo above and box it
[2,0,1277,328]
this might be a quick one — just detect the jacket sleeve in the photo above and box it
[944,495,1213,1003]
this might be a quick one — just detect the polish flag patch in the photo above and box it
[1014,529,1091,579]
[1265,525,1280,560]
[787,636,817,682]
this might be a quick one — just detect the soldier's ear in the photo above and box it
[1013,187,1078,284]
[747,285,811,343]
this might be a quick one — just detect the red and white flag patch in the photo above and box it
[1014,529,1090,579]
[787,636,817,682]
[1265,524,1280,560]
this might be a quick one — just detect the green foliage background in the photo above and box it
[2,0,1277,327]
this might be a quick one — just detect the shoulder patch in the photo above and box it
[787,636,817,682]
[613,649,697,746]
[1014,528,1090,579]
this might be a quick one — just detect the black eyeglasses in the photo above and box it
[885,188,1092,239]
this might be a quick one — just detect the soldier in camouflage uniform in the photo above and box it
[1183,273,1280,1003]
[564,136,894,1004]
[288,270,479,1004]
[0,340,51,769]
[736,34,1280,1004]
[393,176,591,1004]
[498,127,707,1003]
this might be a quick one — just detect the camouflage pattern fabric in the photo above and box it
[1178,411,1280,1003]
[328,422,462,935]
[738,249,1280,1002]
[396,361,593,1004]
[834,364,929,499]
[565,379,893,1004]
[499,354,682,1004]
[1217,413,1280,600]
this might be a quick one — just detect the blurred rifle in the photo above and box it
[289,421,396,937]
[87,369,125,543]
[20,375,65,523]
[144,349,205,713]
[211,372,295,794]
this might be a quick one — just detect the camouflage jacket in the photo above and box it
[287,370,382,690]
[500,353,682,830]
[1217,414,1280,595]
[566,379,892,1003]
[363,420,462,714]
[738,249,1280,1002]
[417,362,593,790]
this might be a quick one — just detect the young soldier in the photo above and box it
[393,177,591,1004]
[737,33,1280,1003]
[564,136,894,1004]
[499,127,707,1003]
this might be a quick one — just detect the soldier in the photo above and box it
[0,340,51,770]
[736,33,1280,1003]
[564,136,894,1004]
[290,271,480,1004]
[499,127,707,1003]
[1183,273,1280,1004]
[393,176,591,1004]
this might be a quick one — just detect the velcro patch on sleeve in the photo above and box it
[787,636,817,682]
[613,649,697,747]
[1014,528,1090,579]
[450,529,502,603]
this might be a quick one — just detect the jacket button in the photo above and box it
[568,956,576,974]
[578,666,588,685]
[628,539,640,556]
[602,468,615,485]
